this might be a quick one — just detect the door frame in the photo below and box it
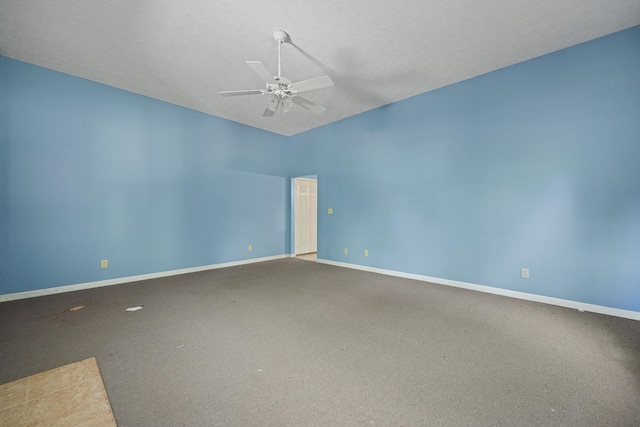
[291,175,318,257]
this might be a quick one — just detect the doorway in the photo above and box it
[293,177,317,260]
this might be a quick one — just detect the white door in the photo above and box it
[295,178,317,255]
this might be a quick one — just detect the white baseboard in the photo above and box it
[0,254,288,303]
[5,255,637,321]
[317,259,640,321]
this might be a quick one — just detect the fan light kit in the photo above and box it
[219,30,334,117]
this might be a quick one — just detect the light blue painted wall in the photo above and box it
[0,57,9,290]
[2,27,639,311]
[0,57,290,295]
[289,26,640,311]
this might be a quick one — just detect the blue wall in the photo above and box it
[289,27,640,311]
[2,27,639,312]
[0,57,8,291]
[0,57,289,295]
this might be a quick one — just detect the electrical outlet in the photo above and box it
[328,208,333,215]
[101,260,108,269]
[521,268,530,279]
[344,248,348,254]
[248,245,253,252]
[364,249,369,257]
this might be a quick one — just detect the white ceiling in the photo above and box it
[1,1,639,136]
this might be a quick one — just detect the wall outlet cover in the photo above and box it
[101,260,108,269]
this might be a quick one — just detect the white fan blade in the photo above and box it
[246,61,275,83]
[291,75,334,93]
[282,98,294,113]
[263,95,280,117]
[292,96,326,114]
[219,90,263,97]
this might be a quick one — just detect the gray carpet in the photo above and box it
[1,258,639,426]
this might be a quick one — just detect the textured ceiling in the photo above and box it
[1,1,639,136]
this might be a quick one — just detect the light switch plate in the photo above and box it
[328,208,333,214]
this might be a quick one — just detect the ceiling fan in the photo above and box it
[219,30,334,117]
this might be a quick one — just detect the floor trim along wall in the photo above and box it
[4,255,637,321]
[317,259,640,321]
[0,254,289,303]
